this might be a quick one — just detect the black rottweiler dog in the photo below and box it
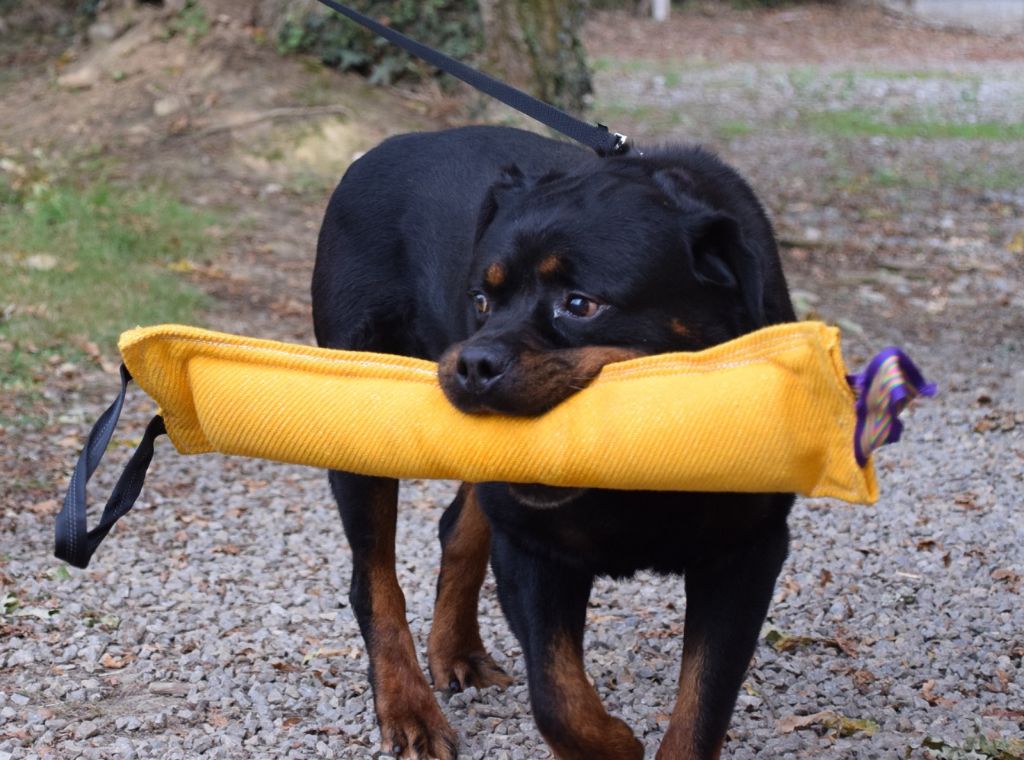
[312,125,796,760]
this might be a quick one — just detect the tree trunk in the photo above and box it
[479,0,592,116]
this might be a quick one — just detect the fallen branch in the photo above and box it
[192,105,352,138]
[777,237,830,249]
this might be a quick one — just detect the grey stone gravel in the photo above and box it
[3,16,1024,760]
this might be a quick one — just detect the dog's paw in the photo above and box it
[430,649,514,693]
[378,704,459,760]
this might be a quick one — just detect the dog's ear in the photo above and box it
[689,212,767,328]
[475,164,528,243]
[653,168,766,328]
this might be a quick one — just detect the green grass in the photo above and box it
[296,69,342,107]
[939,162,1024,192]
[591,100,683,131]
[164,0,210,43]
[787,66,819,96]
[715,120,755,139]
[871,165,904,188]
[800,155,1023,198]
[924,733,1024,760]
[592,56,710,79]
[806,109,1024,141]
[0,168,216,394]
[855,68,981,84]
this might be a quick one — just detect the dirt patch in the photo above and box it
[0,0,445,351]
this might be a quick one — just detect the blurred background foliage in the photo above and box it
[275,0,484,87]
[7,0,831,99]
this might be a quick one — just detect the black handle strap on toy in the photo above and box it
[312,0,631,157]
[55,364,166,568]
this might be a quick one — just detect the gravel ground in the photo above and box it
[3,7,1024,760]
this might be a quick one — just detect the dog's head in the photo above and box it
[439,158,769,418]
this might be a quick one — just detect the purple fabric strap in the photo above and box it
[847,348,937,467]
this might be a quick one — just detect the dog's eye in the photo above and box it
[560,293,603,319]
[470,291,490,315]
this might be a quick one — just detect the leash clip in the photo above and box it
[611,132,632,155]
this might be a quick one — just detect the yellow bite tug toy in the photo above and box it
[55,321,934,568]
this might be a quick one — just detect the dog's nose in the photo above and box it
[456,344,511,395]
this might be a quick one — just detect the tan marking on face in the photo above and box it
[485,262,506,289]
[439,341,645,416]
[568,345,644,378]
[506,346,643,416]
[671,318,697,340]
[537,254,563,279]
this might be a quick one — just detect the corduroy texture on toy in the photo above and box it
[118,321,878,504]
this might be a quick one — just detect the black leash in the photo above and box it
[311,0,631,157]
[55,2,631,568]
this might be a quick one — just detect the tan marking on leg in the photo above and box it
[485,262,506,288]
[428,485,512,691]
[538,635,643,760]
[363,483,457,759]
[657,634,718,760]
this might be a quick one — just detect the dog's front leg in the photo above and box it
[329,471,457,760]
[490,531,644,760]
[657,517,789,760]
[428,484,514,693]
